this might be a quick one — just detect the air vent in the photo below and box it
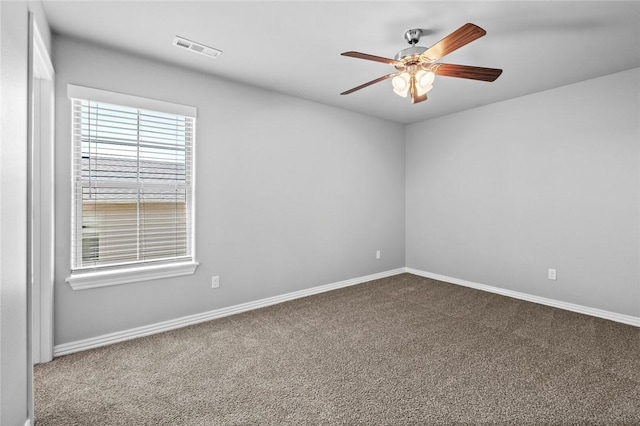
[172,36,222,59]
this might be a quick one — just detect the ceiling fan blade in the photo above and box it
[421,23,486,62]
[341,51,402,66]
[340,73,397,95]
[434,63,503,82]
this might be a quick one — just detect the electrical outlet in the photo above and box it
[211,276,220,288]
[376,250,381,259]
[548,269,557,280]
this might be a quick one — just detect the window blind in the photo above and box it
[71,98,195,271]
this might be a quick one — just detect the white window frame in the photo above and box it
[65,84,198,290]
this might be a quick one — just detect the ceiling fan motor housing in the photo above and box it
[394,46,428,62]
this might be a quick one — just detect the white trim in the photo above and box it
[25,419,32,426]
[189,118,197,276]
[405,268,640,327]
[32,24,53,80]
[67,84,197,118]
[55,265,638,357]
[28,5,56,372]
[54,268,405,356]
[66,261,199,290]
[31,22,55,364]
[37,77,55,363]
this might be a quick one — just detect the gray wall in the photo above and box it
[52,35,639,347]
[0,1,51,424]
[53,36,406,345]
[406,68,640,317]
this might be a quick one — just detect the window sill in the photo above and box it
[66,261,199,290]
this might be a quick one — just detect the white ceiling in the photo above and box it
[42,1,640,124]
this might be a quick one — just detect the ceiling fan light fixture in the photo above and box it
[392,73,410,97]
[415,70,435,96]
[416,83,433,97]
[417,70,435,87]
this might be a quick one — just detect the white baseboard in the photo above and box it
[405,267,640,327]
[53,268,406,357]
[54,266,638,357]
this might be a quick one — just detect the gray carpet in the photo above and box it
[35,273,640,425]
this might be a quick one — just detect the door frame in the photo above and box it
[28,12,55,368]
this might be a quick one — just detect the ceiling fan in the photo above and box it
[340,23,502,104]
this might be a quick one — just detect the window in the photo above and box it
[66,85,198,289]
